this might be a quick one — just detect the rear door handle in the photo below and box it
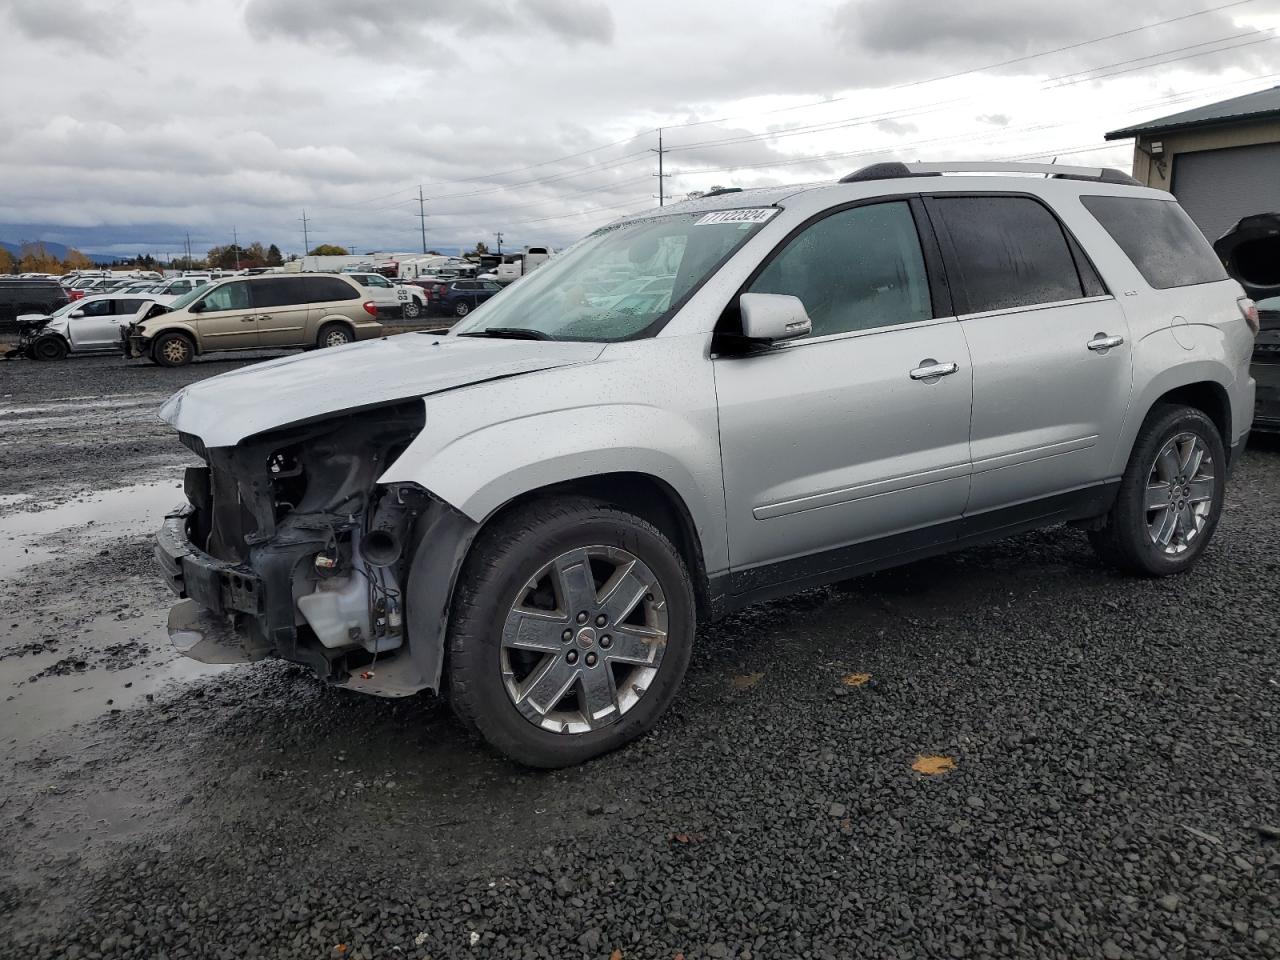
[1087,333,1125,352]
[909,359,959,382]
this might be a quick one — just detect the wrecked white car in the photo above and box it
[14,294,166,360]
[156,166,1255,767]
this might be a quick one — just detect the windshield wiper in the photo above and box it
[459,327,554,341]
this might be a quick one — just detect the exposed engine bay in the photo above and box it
[160,401,446,690]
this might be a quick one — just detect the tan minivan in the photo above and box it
[123,274,384,366]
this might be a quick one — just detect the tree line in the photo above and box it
[0,244,94,275]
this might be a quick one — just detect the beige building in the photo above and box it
[1105,85,1280,241]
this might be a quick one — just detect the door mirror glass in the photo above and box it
[69,309,84,318]
[739,293,812,342]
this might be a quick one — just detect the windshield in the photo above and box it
[167,283,215,311]
[451,208,776,341]
[49,300,81,318]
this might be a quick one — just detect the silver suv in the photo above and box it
[155,161,1257,767]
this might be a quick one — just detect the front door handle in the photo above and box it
[909,359,959,382]
[1087,333,1125,352]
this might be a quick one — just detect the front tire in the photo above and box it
[1088,404,1226,576]
[447,498,695,768]
[152,331,194,367]
[31,336,69,361]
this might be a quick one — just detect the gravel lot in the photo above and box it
[1,351,1278,960]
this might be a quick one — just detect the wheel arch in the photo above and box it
[32,331,71,359]
[315,316,356,340]
[402,470,711,695]
[481,471,710,619]
[1113,362,1236,475]
[153,326,200,358]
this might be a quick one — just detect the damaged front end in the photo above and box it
[8,316,52,359]
[156,401,472,697]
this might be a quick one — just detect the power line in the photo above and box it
[310,1,1264,218]
[658,0,1261,133]
[659,28,1276,160]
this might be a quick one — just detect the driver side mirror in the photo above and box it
[189,301,205,314]
[739,293,812,342]
[69,310,85,319]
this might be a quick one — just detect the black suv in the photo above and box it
[0,279,70,335]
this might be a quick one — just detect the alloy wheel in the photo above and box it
[162,338,189,364]
[500,545,668,735]
[324,329,351,347]
[1145,432,1215,555]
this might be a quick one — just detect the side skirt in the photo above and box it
[709,481,1120,618]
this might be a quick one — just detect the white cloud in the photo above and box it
[0,0,1276,257]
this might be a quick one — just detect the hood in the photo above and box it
[158,333,605,448]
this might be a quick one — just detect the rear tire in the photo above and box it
[152,331,194,367]
[447,497,695,768]
[317,322,353,348]
[454,301,470,318]
[1088,404,1225,576]
[402,299,422,319]
[32,336,68,361]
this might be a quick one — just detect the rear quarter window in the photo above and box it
[306,277,360,302]
[1080,195,1227,290]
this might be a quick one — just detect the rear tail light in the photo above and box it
[1239,297,1260,336]
[362,300,378,317]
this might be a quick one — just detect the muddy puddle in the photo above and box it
[0,476,231,749]
[0,607,229,748]
[0,478,185,578]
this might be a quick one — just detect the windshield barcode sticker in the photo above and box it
[694,208,778,226]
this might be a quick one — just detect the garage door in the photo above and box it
[1172,142,1280,241]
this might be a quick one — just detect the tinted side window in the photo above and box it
[748,201,933,337]
[306,277,360,302]
[929,196,1085,313]
[118,299,145,313]
[78,299,114,316]
[250,279,308,307]
[200,281,252,312]
[1080,195,1228,290]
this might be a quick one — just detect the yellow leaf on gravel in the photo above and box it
[912,755,957,776]
[610,951,623,960]
[841,672,872,687]
[729,672,764,690]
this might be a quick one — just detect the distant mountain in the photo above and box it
[0,240,115,265]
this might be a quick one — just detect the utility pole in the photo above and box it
[299,210,311,256]
[232,226,241,270]
[416,187,428,255]
[494,231,504,255]
[651,127,671,207]
[185,232,192,269]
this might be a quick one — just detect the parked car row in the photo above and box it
[401,277,503,317]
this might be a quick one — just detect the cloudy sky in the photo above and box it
[2,0,1279,259]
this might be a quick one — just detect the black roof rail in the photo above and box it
[701,186,743,198]
[838,162,930,183]
[839,161,1141,186]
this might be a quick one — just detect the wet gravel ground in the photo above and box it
[1,353,1278,960]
